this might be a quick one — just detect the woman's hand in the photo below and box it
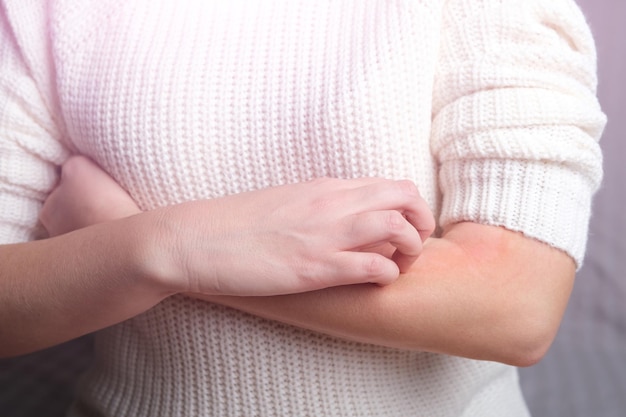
[41,156,435,297]
[40,156,141,236]
[38,156,574,365]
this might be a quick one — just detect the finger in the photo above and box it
[301,177,389,215]
[328,251,400,286]
[357,242,396,259]
[392,249,418,273]
[341,210,423,259]
[402,197,436,243]
[61,155,141,218]
[339,180,436,241]
[306,176,388,190]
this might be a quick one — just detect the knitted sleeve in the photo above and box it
[0,1,69,244]
[432,0,605,267]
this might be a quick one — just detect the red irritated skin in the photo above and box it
[3,156,573,366]
[198,221,575,367]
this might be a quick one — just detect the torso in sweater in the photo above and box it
[55,0,440,212]
[9,1,537,416]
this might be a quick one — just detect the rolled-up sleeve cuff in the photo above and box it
[439,157,597,268]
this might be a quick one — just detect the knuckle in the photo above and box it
[364,255,387,278]
[306,178,343,211]
[294,258,324,289]
[384,211,406,231]
[395,179,419,196]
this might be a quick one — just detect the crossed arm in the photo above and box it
[198,223,574,366]
[1,156,574,366]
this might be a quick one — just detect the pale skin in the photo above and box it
[3,156,575,366]
[0,157,434,357]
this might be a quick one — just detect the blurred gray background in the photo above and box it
[519,0,626,416]
[1,1,624,416]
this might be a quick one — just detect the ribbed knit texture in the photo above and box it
[0,0,604,416]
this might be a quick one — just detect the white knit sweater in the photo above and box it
[0,0,604,416]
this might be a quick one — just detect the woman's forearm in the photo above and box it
[3,155,437,358]
[29,157,574,364]
[197,222,575,367]
[0,217,173,358]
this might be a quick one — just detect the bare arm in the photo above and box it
[36,157,574,366]
[1,157,433,358]
[0,217,175,358]
[199,222,574,367]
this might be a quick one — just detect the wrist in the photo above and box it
[118,209,185,297]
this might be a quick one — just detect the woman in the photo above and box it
[0,0,604,415]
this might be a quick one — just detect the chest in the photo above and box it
[53,0,442,209]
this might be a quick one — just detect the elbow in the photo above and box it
[442,223,575,367]
[501,320,557,367]
[493,296,564,367]
[496,269,573,367]
[512,348,549,368]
